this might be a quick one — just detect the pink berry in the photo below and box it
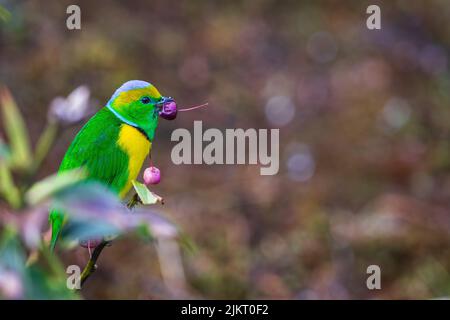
[143,166,161,185]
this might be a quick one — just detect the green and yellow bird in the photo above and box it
[49,80,176,251]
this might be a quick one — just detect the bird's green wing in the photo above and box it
[49,108,130,251]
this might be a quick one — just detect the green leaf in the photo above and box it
[0,87,32,171]
[178,232,198,255]
[25,168,87,205]
[132,180,161,205]
[0,225,79,299]
[0,161,21,208]
[53,183,177,239]
[0,227,26,272]
[134,223,155,242]
[0,5,11,23]
[32,121,59,172]
[61,218,120,242]
[0,138,10,160]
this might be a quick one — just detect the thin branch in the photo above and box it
[79,192,141,288]
[79,240,109,287]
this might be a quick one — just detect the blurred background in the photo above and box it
[1,0,450,299]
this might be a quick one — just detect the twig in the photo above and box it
[79,192,141,288]
[127,192,142,209]
[79,240,109,287]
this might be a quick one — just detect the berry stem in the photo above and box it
[178,102,209,112]
[88,240,92,258]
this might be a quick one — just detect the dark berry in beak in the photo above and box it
[159,100,177,120]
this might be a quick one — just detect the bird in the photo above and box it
[49,80,174,251]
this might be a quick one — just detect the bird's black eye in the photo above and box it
[141,97,151,104]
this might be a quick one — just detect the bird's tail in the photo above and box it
[49,210,64,252]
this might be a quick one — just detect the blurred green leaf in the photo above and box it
[132,180,160,205]
[0,5,11,23]
[0,227,26,272]
[32,121,59,173]
[178,232,198,255]
[0,227,78,299]
[53,182,125,218]
[0,161,21,208]
[0,87,32,171]
[61,218,120,243]
[25,168,87,205]
[134,223,155,241]
[24,265,79,299]
[0,227,25,299]
[53,183,178,239]
[0,138,10,160]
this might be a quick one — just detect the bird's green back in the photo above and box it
[59,107,130,191]
[49,108,130,251]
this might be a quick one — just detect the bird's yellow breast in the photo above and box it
[117,124,151,198]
